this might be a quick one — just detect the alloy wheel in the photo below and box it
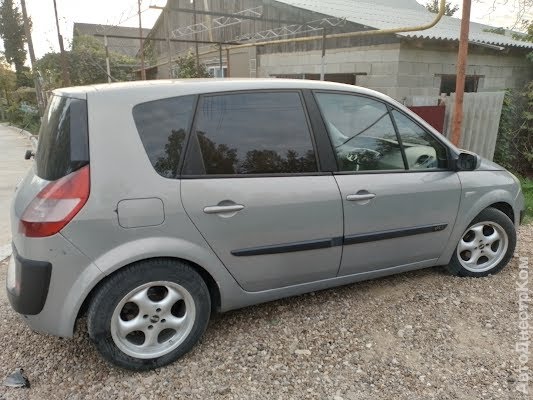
[110,281,196,359]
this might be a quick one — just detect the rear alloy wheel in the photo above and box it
[88,259,210,370]
[110,281,196,360]
[447,208,516,277]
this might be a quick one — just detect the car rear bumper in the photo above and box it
[6,234,104,338]
[6,245,52,315]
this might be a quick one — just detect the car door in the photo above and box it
[180,91,343,292]
[313,91,462,276]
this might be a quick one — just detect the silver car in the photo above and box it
[7,79,525,370]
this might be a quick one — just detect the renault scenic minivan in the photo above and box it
[7,79,525,370]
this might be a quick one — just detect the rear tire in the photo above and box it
[446,208,516,277]
[87,259,211,370]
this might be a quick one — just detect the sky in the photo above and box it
[0,0,531,60]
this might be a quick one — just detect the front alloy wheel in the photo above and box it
[456,221,508,273]
[447,207,516,277]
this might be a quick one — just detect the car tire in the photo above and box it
[447,207,516,277]
[87,259,211,370]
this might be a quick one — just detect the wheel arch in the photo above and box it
[437,189,517,266]
[78,256,221,321]
[72,236,242,334]
[488,201,515,224]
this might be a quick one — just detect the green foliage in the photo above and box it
[0,0,28,87]
[483,27,506,35]
[6,89,39,133]
[173,52,210,78]
[0,59,16,108]
[510,21,533,61]
[494,91,519,170]
[425,0,459,16]
[495,21,533,176]
[494,85,533,176]
[519,177,533,224]
[36,35,138,90]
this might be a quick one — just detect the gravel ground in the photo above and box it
[0,226,531,400]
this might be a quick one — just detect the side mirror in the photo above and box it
[454,151,479,171]
[24,150,35,160]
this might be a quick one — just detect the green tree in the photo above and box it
[173,52,210,78]
[425,0,459,16]
[494,22,533,176]
[36,35,138,90]
[0,0,28,87]
[0,58,16,106]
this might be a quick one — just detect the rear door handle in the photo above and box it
[203,204,245,214]
[346,193,376,202]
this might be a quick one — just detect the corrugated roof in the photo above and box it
[276,0,533,49]
[73,23,150,39]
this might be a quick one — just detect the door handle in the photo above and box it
[346,193,376,202]
[203,204,245,214]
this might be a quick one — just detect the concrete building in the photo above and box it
[145,0,533,101]
[73,23,150,58]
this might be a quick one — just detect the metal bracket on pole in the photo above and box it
[104,35,112,83]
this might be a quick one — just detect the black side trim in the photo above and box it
[343,224,448,245]
[231,224,447,257]
[231,237,343,257]
[7,246,52,316]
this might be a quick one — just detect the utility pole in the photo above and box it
[218,43,223,78]
[138,0,146,80]
[203,0,213,42]
[451,0,472,146]
[192,0,200,69]
[104,35,112,83]
[320,28,327,81]
[165,8,172,78]
[52,0,71,87]
[20,0,45,114]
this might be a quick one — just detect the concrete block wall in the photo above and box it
[258,42,531,102]
[257,43,402,98]
[398,46,533,100]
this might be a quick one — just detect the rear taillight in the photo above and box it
[20,165,90,238]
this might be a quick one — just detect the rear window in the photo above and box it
[35,95,89,181]
[132,95,196,179]
[182,92,318,175]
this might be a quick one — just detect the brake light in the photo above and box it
[20,165,90,238]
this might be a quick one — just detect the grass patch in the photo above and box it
[519,177,533,225]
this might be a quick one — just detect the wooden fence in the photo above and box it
[408,92,505,161]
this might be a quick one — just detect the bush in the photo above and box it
[6,100,40,133]
[494,83,533,177]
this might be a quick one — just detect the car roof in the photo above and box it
[54,78,392,102]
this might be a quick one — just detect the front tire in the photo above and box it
[447,208,516,277]
[87,259,211,370]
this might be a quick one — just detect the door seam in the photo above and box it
[332,173,345,277]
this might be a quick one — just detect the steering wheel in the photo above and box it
[345,148,382,171]
[414,154,436,169]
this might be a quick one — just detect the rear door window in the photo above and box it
[133,95,196,178]
[183,91,318,175]
[35,95,89,181]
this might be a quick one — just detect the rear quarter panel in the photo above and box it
[60,89,243,311]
